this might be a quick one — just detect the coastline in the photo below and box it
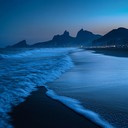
[10,86,101,128]
[85,48,128,57]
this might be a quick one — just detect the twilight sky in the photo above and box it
[1,0,128,47]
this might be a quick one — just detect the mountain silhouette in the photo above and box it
[75,29,101,46]
[32,29,101,47]
[32,30,75,47]
[7,40,29,48]
[51,30,75,47]
[93,27,128,46]
[7,29,101,48]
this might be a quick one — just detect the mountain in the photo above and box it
[32,30,75,47]
[7,40,29,48]
[32,29,101,47]
[6,29,102,48]
[74,29,101,46]
[51,30,75,47]
[93,27,128,46]
[76,29,101,42]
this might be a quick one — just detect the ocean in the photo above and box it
[0,48,128,128]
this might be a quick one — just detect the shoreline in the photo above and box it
[85,48,128,57]
[9,86,101,128]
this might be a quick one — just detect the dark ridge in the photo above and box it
[32,29,101,48]
[6,40,29,48]
[93,27,128,46]
[32,30,75,47]
[75,29,101,44]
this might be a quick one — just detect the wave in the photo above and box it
[0,48,77,59]
[0,48,74,128]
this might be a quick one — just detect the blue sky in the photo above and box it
[1,0,128,47]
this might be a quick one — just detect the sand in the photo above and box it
[10,87,101,128]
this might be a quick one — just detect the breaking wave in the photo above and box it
[0,48,74,128]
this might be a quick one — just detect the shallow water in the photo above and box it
[48,50,128,128]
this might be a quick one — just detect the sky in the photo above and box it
[1,0,128,47]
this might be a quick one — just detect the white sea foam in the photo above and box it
[46,87,114,128]
[0,48,78,59]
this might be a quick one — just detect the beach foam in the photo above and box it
[0,48,79,59]
[46,87,114,128]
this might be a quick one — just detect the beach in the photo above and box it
[4,48,128,128]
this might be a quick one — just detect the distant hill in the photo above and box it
[75,29,101,46]
[32,30,75,47]
[6,27,128,48]
[7,40,29,48]
[93,27,128,46]
[32,29,101,47]
[52,30,75,46]
[6,29,102,48]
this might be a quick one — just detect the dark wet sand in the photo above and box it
[86,48,128,57]
[10,87,101,128]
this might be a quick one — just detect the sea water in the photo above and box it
[0,48,127,128]
[47,50,128,128]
